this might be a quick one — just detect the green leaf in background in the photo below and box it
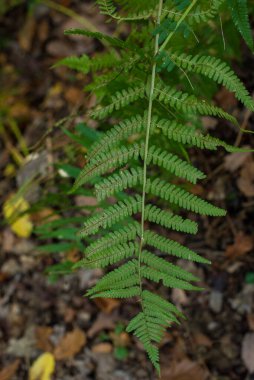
[245,272,254,284]
[228,0,254,50]
[46,260,75,283]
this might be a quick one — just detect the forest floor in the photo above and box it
[0,2,254,380]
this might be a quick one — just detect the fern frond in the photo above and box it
[75,142,205,191]
[169,53,254,111]
[141,250,199,282]
[228,0,253,50]
[162,0,225,24]
[90,52,118,71]
[146,178,226,216]
[83,221,140,256]
[144,204,198,234]
[142,290,183,317]
[155,118,244,152]
[95,167,144,201]
[154,83,237,125]
[127,312,160,371]
[88,259,138,293]
[92,287,140,298]
[53,54,90,73]
[90,85,146,119]
[141,266,201,290]
[73,143,142,190]
[87,114,144,162]
[97,0,153,21]
[79,195,142,237]
[76,242,138,268]
[144,230,211,264]
[64,0,252,371]
[95,157,205,202]
[96,0,116,16]
[64,29,132,50]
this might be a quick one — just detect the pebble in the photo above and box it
[209,290,223,313]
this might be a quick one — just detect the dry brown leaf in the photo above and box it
[242,333,254,373]
[247,314,254,331]
[226,232,253,258]
[224,151,252,172]
[92,343,113,354]
[18,16,36,51]
[109,332,130,347]
[53,328,86,360]
[87,313,116,338]
[0,360,20,380]
[75,196,98,207]
[35,326,53,352]
[193,332,213,348]
[237,160,254,197]
[161,358,208,380]
[64,87,83,105]
[94,298,120,314]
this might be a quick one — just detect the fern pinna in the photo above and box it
[62,0,254,372]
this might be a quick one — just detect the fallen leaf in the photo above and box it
[29,353,55,380]
[87,313,116,338]
[224,150,252,172]
[3,194,33,238]
[237,160,254,197]
[64,86,83,105]
[94,298,120,314]
[242,333,254,373]
[226,232,253,259]
[193,332,212,348]
[109,332,130,347]
[92,343,113,354]
[53,328,86,360]
[7,326,36,358]
[75,195,98,207]
[161,358,209,380]
[247,314,254,331]
[18,15,36,51]
[35,327,53,352]
[0,359,20,380]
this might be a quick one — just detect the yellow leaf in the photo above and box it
[3,194,33,238]
[29,353,55,380]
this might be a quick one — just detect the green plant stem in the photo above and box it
[159,0,198,52]
[138,0,164,300]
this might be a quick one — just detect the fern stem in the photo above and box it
[138,0,164,299]
[159,0,198,52]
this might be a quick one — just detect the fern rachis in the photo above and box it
[61,0,254,373]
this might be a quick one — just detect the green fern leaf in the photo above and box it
[141,266,201,290]
[141,250,199,282]
[155,118,245,152]
[79,195,142,237]
[146,178,226,216]
[76,242,138,268]
[228,0,253,50]
[162,0,225,24]
[90,85,146,119]
[53,54,90,73]
[88,260,138,293]
[144,230,211,264]
[154,83,237,125]
[92,287,141,298]
[144,204,198,234]
[83,222,140,256]
[169,53,254,110]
